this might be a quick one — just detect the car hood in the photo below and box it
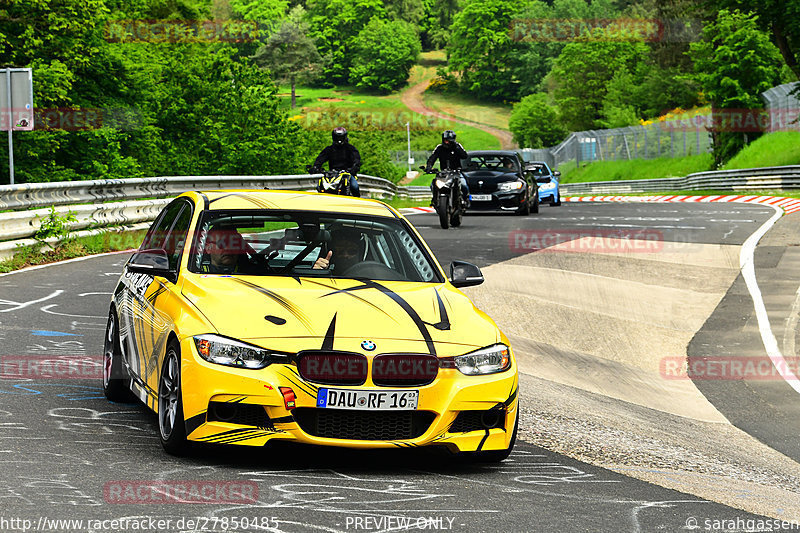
[181,274,501,357]
[463,170,520,183]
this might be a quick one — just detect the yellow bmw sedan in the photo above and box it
[103,190,518,460]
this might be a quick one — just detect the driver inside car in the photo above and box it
[201,227,251,274]
[312,227,363,275]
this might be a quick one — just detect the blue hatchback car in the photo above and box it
[526,161,562,206]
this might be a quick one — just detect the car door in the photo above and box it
[117,199,193,407]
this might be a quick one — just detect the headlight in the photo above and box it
[435,179,447,188]
[539,182,555,190]
[451,344,511,375]
[193,334,282,369]
[498,181,523,191]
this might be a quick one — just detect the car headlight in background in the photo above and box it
[194,334,285,369]
[498,181,524,192]
[539,182,555,190]
[442,344,511,375]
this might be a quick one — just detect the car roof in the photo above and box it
[182,190,399,218]
[466,150,520,158]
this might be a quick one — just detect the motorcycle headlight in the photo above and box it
[450,344,511,375]
[498,181,524,191]
[194,334,285,369]
[435,179,447,188]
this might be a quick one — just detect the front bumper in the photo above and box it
[179,337,519,452]
[468,190,527,211]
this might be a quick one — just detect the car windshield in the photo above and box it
[188,210,442,283]
[463,155,519,172]
[526,163,550,176]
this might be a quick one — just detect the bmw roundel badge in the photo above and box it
[361,340,376,351]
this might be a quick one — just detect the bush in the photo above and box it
[349,18,421,93]
[508,93,566,148]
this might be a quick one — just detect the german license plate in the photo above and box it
[471,194,492,201]
[317,388,418,411]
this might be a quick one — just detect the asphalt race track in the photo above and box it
[1,201,797,533]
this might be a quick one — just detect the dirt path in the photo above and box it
[400,79,517,151]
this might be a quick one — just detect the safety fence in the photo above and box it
[0,174,430,260]
[560,166,800,194]
[3,167,799,261]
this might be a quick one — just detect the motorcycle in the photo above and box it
[420,166,464,229]
[307,165,357,197]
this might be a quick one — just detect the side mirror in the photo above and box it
[553,170,561,177]
[449,261,484,288]
[128,248,176,281]
[536,176,551,183]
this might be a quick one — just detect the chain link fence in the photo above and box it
[762,82,800,132]
[550,123,712,169]
[549,82,800,169]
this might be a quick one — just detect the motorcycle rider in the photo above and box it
[425,130,469,206]
[311,127,362,197]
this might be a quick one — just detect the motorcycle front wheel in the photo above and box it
[437,195,450,229]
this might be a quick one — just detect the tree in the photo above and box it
[229,0,288,22]
[349,18,420,93]
[446,0,525,100]
[306,0,386,82]
[508,93,567,147]
[548,28,650,131]
[253,7,323,107]
[384,0,425,25]
[689,9,784,165]
[705,0,800,80]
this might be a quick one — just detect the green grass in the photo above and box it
[558,154,714,183]
[423,92,512,130]
[379,197,432,209]
[723,131,800,170]
[0,230,146,273]
[279,85,406,113]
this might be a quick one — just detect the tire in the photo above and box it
[103,310,133,402]
[516,194,530,216]
[158,340,189,455]
[472,408,518,463]
[552,191,561,206]
[437,195,450,229]
[450,192,463,227]
[531,192,539,214]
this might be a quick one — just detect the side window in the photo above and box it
[163,204,192,270]
[141,202,184,251]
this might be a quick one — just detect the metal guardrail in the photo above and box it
[0,174,431,259]
[560,166,800,195]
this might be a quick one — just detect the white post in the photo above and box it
[6,69,13,185]
[406,122,411,172]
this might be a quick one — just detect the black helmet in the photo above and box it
[332,127,348,146]
[442,130,456,144]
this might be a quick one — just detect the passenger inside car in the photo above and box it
[313,227,364,274]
